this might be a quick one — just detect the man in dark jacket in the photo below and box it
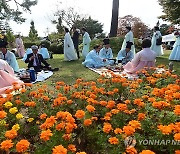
[25,45,52,72]
[72,27,80,59]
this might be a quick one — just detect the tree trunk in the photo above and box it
[109,0,119,37]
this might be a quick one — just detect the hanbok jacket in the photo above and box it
[123,48,156,73]
[121,31,135,55]
[0,50,19,73]
[117,49,134,65]
[82,49,107,68]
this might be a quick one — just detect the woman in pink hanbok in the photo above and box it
[15,35,25,58]
[0,59,23,94]
[123,39,156,74]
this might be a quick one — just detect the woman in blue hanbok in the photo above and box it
[150,26,164,56]
[121,26,135,55]
[0,41,19,73]
[82,45,108,68]
[117,43,134,65]
[169,31,180,61]
[23,48,32,61]
[64,28,78,61]
[99,38,114,65]
[82,28,91,58]
[38,44,50,59]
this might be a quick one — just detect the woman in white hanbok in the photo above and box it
[121,26,135,55]
[82,28,91,58]
[64,28,78,61]
[169,31,180,61]
[150,26,164,56]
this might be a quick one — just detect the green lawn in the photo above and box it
[18,50,179,86]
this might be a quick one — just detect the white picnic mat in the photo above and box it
[89,67,138,80]
[34,70,53,83]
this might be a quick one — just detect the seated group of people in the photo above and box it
[82,38,156,74]
[0,41,57,94]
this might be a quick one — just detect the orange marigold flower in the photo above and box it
[158,125,172,135]
[16,139,30,153]
[76,152,87,154]
[15,99,22,105]
[68,144,76,152]
[0,110,7,119]
[128,120,141,129]
[117,103,127,111]
[91,116,98,121]
[86,105,95,112]
[123,126,135,136]
[175,150,180,154]
[103,122,113,133]
[84,119,92,126]
[56,122,66,131]
[133,99,145,107]
[139,150,155,154]
[40,113,47,119]
[126,147,137,154]
[40,129,53,141]
[108,137,119,144]
[138,113,146,121]
[100,101,107,106]
[5,129,17,139]
[52,145,67,154]
[106,100,115,109]
[174,105,180,116]
[124,100,131,104]
[62,134,71,141]
[114,128,123,134]
[174,133,180,141]
[1,140,14,151]
[24,101,36,107]
[75,110,85,119]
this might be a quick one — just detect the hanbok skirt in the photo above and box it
[0,70,23,94]
[64,46,78,61]
[123,61,155,74]
[82,44,90,58]
[169,43,180,61]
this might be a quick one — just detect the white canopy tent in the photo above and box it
[162,34,176,42]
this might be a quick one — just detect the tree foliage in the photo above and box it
[53,7,103,38]
[28,20,38,41]
[159,24,175,35]
[74,17,103,38]
[117,15,150,38]
[158,0,180,24]
[0,0,37,23]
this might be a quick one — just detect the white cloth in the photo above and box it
[0,50,19,72]
[121,31,135,55]
[150,31,164,56]
[82,32,91,58]
[64,32,78,61]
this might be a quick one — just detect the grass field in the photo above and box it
[18,50,179,86]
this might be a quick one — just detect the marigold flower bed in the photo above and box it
[0,67,179,154]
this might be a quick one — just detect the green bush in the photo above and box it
[24,42,40,49]
[49,43,63,54]
[40,40,51,49]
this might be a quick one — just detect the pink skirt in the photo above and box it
[123,61,155,74]
[0,70,23,94]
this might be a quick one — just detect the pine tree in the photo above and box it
[28,20,38,41]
